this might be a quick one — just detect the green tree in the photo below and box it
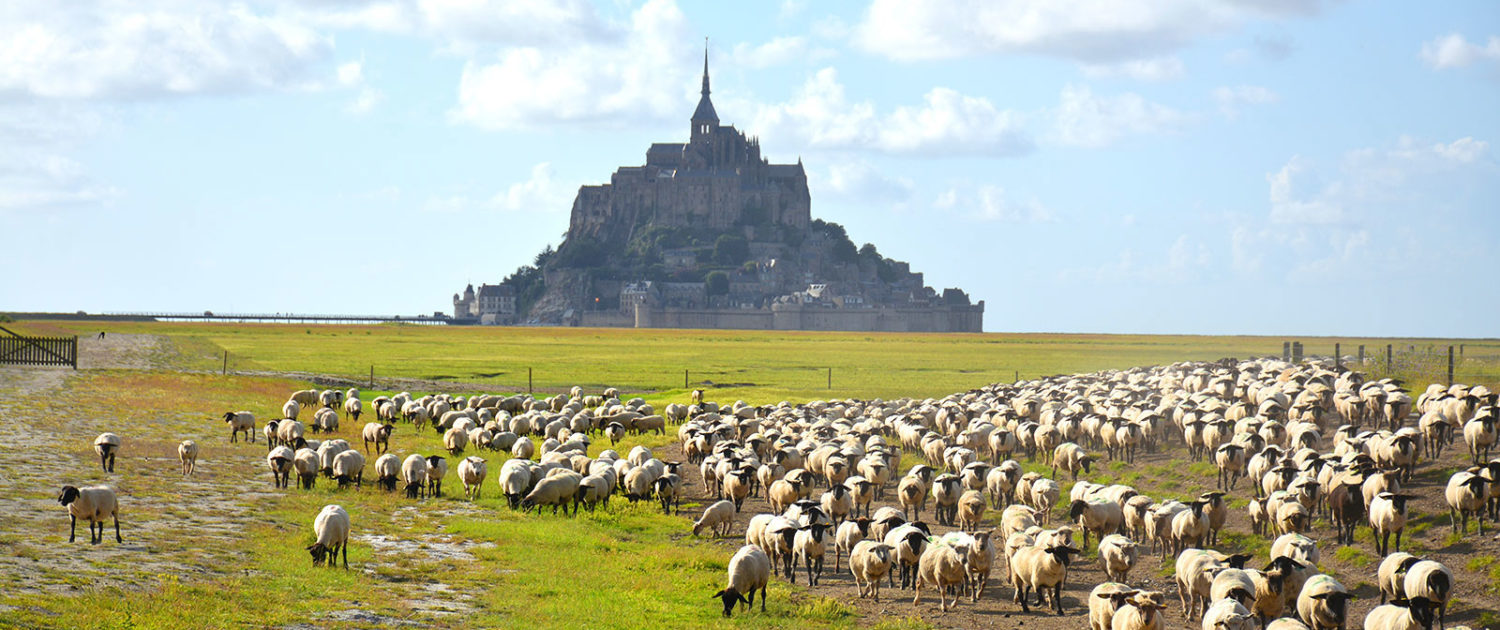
[713,234,749,265]
[705,271,730,296]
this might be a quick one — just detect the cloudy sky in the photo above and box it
[2,0,1496,337]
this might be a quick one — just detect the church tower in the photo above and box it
[690,43,718,146]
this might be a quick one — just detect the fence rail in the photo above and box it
[0,326,77,368]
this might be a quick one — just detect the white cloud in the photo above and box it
[852,0,1323,63]
[1420,33,1500,70]
[337,61,365,88]
[749,68,1033,156]
[1052,84,1186,147]
[1267,135,1491,225]
[346,88,383,114]
[1081,56,1185,81]
[729,36,834,69]
[812,161,915,205]
[1213,84,1278,119]
[422,162,573,214]
[1431,137,1488,163]
[1268,155,1342,224]
[0,2,331,100]
[932,184,1055,223]
[0,153,121,211]
[416,0,609,49]
[451,0,692,130]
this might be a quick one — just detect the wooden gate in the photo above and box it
[0,325,77,369]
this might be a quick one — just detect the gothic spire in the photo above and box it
[702,38,711,96]
[691,37,719,126]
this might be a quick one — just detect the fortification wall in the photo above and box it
[633,303,983,332]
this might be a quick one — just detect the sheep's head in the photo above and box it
[713,588,749,617]
[1045,545,1081,567]
[306,542,329,566]
[57,485,80,506]
[1309,590,1354,619]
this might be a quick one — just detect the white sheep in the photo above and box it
[443,425,469,455]
[714,544,771,617]
[293,448,319,490]
[1069,497,1124,552]
[57,485,121,544]
[331,450,365,488]
[1363,597,1441,630]
[693,500,735,537]
[458,456,487,501]
[849,540,895,601]
[498,459,535,509]
[1296,574,1352,630]
[1010,543,1081,615]
[177,440,198,476]
[1097,534,1138,583]
[93,432,121,473]
[361,422,393,455]
[1444,470,1488,534]
[400,454,429,499]
[1089,582,1136,630]
[512,436,536,460]
[1402,561,1452,630]
[426,455,449,497]
[1369,491,1416,556]
[282,399,301,420]
[343,396,363,423]
[222,411,255,443]
[914,538,969,612]
[1203,598,1257,630]
[267,445,295,488]
[1110,591,1168,630]
[307,504,350,569]
[1377,552,1420,604]
[793,524,832,585]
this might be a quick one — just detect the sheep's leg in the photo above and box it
[341,541,348,570]
[113,513,122,543]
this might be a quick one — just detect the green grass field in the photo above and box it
[16,320,1500,402]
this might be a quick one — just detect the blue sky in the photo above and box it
[2,0,1497,337]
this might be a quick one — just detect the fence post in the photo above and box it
[827,367,832,390]
[684,369,688,389]
[1448,346,1455,386]
[1292,342,1303,363]
[1015,370,1019,383]
[529,367,533,394]
[1386,344,1392,371]
[1358,345,1365,365]
[222,350,228,375]
[369,365,374,389]
[1335,343,1341,370]
[1283,341,1290,361]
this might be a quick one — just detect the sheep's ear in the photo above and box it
[711,589,725,599]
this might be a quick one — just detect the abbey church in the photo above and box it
[453,51,983,333]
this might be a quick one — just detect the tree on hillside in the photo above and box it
[705,271,729,296]
[713,234,749,265]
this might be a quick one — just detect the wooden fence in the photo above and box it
[0,326,77,369]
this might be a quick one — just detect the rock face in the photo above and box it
[466,52,984,332]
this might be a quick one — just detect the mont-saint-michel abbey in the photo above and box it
[453,52,983,333]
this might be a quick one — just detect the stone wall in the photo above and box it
[633,302,983,332]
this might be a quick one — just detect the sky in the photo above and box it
[1,0,1497,337]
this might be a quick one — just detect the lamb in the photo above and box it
[373,453,399,492]
[1402,561,1452,630]
[1098,534,1138,583]
[1363,597,1440,630]
[1445,470,1488,534]
[693,500,736,537]
[426,455,448,497]
[57,485,121,544]
[1377,552,1421,604]
[914,539,970,612]
[177,440,198,476]
[361,422,394,455]
[1203,598,1257,630]
[93,432,121,473]
[307,504,350,569]
[294,448,319,489]
[1110,591,1168,630]
[849,540,895,600]
[1296,574,1353,630]
[401,454,429,499]
[714,545,771,617]
[267,446,295,488]
[331,450,365,488]
[1370,492,1416,556]
[793,524,832,585]
[222,411,255,442]
[458,456,487,501]
[1010,543,1082,614]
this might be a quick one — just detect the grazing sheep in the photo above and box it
[521,472,580,515]
[512,436,536,460]
[57,485,121,544]
[223,411,255,443]
[1464,414,1497,465]
[1176,549,1252,620]
[331,450,365,489]
[293,448,319,489]
[1370,492,1416,556]
[458,456,487,501]
[267,446,295,488]
[93,432,121,473]
[361,422,393,455]
[372,453,399,492]
[1211,568,1259,610]
[426,456,448,497]
[1053,442,1094,480]
[282,399,301,421]
[1402,561,1452,630]
[1031,478,1061,524]
[177,440,198,476]
[401,454,429,499]
[693,500,736,537]
[1010,544,1082,615]
[1098,534,1138,583]
[1297,574,1353,630]
[714,545,771,617]
[1069,497,1124,552]
[498,459,534,509]
[343,397,362,423]
[307,504,350,569]
[958,489,987,532]
[443,426,469,455]
[914,539,970,612]
[1363,598,1440,630]
[884,523,931,590]
[1089,583,1137,630]
[850,540,895,601]
[793,524,832,585]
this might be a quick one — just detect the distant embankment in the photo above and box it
[2,312,452,325]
